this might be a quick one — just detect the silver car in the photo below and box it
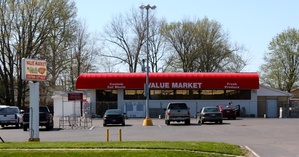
[0,106,23,128]
[197,106,223,124]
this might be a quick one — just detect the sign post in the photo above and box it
[22,58,47,142]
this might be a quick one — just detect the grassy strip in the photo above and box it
[0,150,229,157]
[0,141,246,156]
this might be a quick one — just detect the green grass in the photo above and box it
[0,141,248,157]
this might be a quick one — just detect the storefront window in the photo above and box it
[96,90,117,101]
[201,90,214,99]
[226,90,238,99]
[124,89,251,100]
[212,90,225,99]
[161,90,174,99]
[239,90,251,99]
[124,90,145,100]
[150,90,162,99]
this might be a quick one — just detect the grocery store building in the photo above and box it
[74,72,292,118]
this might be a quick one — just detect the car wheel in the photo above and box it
[122,122,125,126]
[103,123,107,127]
[23,125,28,131]
[46,124,51,131]
[197,119,201,124]
[165,120,170,125]
[233,116,236,120]
[219,120,223,124]
[185,119,190,125]
[15,123,20,128]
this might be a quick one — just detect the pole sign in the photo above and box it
[68,92,83,101]
[22,58,47,81]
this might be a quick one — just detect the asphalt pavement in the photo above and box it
[1,117,299,157]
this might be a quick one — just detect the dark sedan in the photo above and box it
[103,109,125,126]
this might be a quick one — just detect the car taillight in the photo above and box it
[15,114,17,119]
[167,111,170,116]
[187,111,190,116]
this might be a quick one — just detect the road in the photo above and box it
[1,117,299,157]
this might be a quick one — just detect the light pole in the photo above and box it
[140,4,156,126]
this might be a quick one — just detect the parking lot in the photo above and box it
[1,117,299,157]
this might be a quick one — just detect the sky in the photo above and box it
[74,0,299,72]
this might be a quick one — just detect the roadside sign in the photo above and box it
[68,92,83,101]
[22,58,47,81]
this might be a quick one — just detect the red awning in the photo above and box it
[76,72,259,90]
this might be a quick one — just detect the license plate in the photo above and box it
[211,114,215,116]
[176,117,182,120]
[226,111,230,113]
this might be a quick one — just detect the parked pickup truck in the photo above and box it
[165,102,190,125]
[0,106,23,128]
[22,106,54,131]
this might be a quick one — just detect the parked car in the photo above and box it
[22,106,54,131]
[0,106,23,128]
[103,109,125,126]
[197,106,223,124]
[164,102,190,125]
[217,104,236,120]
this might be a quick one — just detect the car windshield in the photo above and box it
[204,108,219,112]
[24,107,49,113]
[168,103,187,109]
[105,109,122,115]
[220,105,234,109]
[0,107,19,115]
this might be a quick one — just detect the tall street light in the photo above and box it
[140,4,156,126]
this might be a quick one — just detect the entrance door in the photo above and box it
[267,100,278,118]
[96,101,117,117]
[96,90,118,117]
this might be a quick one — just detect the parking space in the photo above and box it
[0,117,299,156]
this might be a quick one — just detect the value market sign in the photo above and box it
[22,58,47,81]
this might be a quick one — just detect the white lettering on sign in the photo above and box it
[224,82,240,89]
[149,82,202,89]
[172,82,202,88]
[149,82,170,88]
[107,83,126,89]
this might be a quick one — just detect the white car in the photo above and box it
[0,106,23,128]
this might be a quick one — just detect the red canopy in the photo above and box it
[76,72,259,90]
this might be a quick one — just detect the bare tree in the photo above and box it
[147,18,167,72]
[161,17,247,72]
[102,8,149,72]
[68,19,99,90]
[38,0,77,105]
[0,0,77,107]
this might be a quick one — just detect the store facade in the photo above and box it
[76,72,260,118]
